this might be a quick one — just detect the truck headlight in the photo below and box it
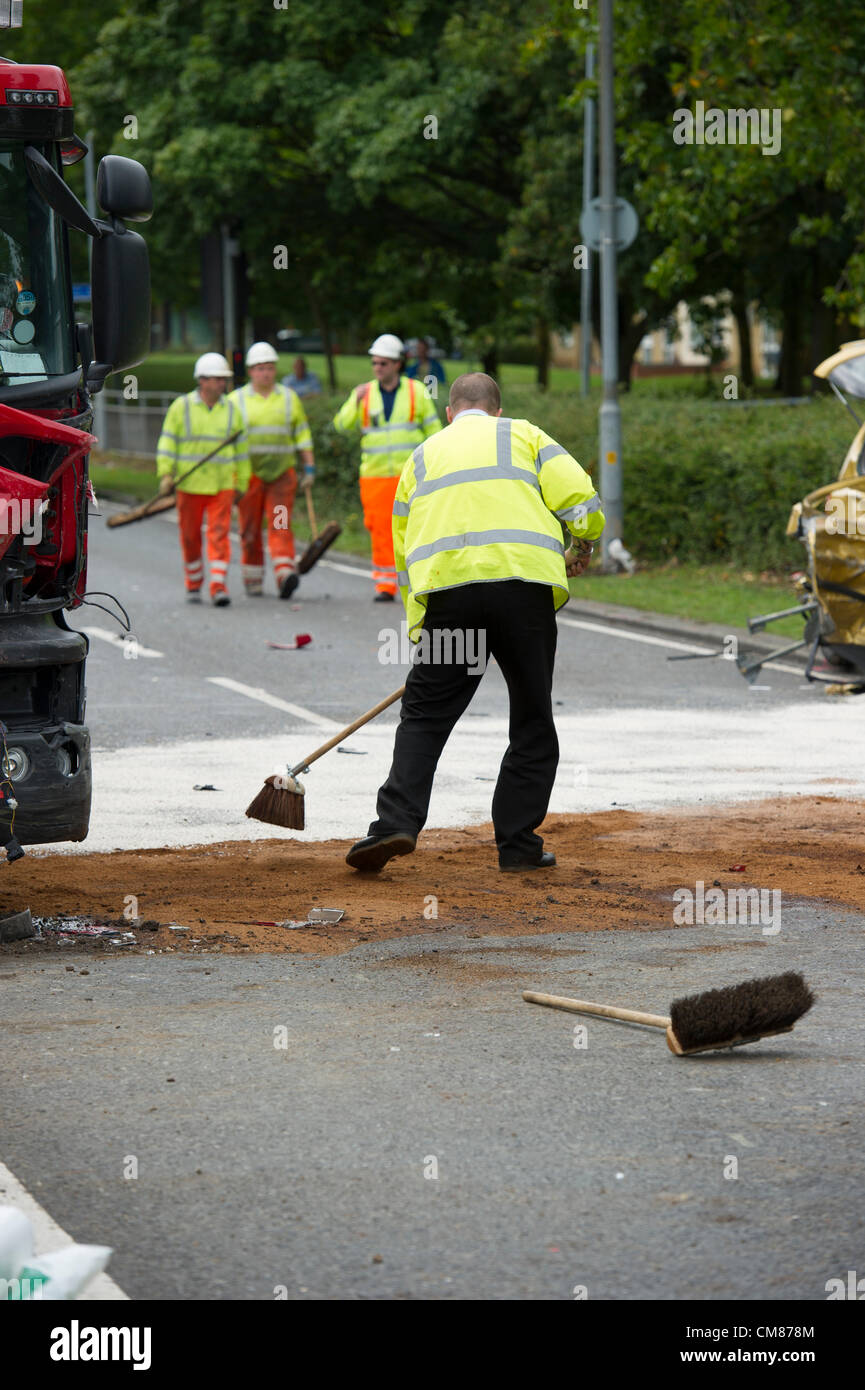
[1,746,31,780]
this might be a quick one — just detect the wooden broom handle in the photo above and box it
[289,686,406,775]
[522,990,670,1029]
[305,487,318,538]
[107,432,243,528]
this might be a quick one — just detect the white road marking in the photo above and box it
[82,627,163,659]
[319,557,372,579]
[206,676,340,729]
[113,501,807,677]
[558,615,712,654]
[558,616,805,677]
[0,1159,129,1301]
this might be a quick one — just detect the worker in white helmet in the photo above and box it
[228,342,315,598]
[155,353,249,606]
[333,333,441,600]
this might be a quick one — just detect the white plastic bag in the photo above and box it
[0,1205,112,1300]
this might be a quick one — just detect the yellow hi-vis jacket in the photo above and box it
[332,374,441,478]
[228,383,313,485]
[393,410,605,638]
[156,391,250,496]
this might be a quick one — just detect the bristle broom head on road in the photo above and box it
[245,775,305,830]
[668,971,815,1055]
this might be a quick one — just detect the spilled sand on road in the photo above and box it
[2,796,864,958]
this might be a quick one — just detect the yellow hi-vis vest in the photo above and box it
[156,391,250,496]
[332,374,441,478]
[228,383,313,484]
[392,410,605,638]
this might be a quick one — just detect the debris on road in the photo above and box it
[266,634,312,650]
[3,798,863,958]
[0,909,35,943]
[0,1206,112,1300]
[33,916,118,937]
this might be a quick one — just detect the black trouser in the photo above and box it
[368,579,559,861]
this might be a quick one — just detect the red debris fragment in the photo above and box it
[266,634,313,650]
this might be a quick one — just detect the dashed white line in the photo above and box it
[558,615,805,676]
[82,627,164,659]
[206,676,340,729]
[319,557,373,579]
[558,615,712,654]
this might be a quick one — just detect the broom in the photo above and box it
[523,971,814,1054]
[297,489,342,575]
[106,432,243,528]
[245,684,406,830]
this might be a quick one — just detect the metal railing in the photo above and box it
[97,389,180,456]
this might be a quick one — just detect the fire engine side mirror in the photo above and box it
[96,155,153,224]
[89,222,151,386]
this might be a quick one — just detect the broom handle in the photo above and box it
[305,487,318,538]
[522,990,670,1029]
[137,432,243,517]
[172,431,244,490]
[289,685,406,775]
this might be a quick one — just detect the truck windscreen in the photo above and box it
[0,139,74,385]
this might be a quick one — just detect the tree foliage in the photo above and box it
[7,0,865,383]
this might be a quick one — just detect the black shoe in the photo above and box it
[280,573,300,600]
[346,832,416,872]
[186,589,203,605]
[499,850,556,873]
[374,591,396,603]
[211,588,231,608]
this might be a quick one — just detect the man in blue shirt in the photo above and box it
[405,337,446,393]
[282,356,322,398]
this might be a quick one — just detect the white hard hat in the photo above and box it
[369,333,404,360]
[246,341,279,367]
[194,352,233,379]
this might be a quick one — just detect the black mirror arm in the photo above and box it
[23,145,103,239]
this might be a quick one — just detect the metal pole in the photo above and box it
[598,0,622,569]
[83,131,106,446]
[580,43,595,398]
[221,223,237,360]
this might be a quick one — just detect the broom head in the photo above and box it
[667,970,814,1055]
[297,521,342,575]
[106,494,177,528]
[245,774,305,830]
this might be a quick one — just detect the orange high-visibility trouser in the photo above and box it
[176,489,234,595]
[238,470,298,590]
[359,475,400,594]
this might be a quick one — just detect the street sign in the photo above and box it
[580,196,639,251]
[72,283,91,303]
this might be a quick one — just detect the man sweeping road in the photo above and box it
[346,372,604,874]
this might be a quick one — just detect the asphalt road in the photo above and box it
[2,496,863,1303]
[73,497,814,755]
[1,902,861,1301]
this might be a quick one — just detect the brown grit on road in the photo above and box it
[2,796,863,958]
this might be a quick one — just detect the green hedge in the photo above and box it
[301,387,851,570]
[121,362,853,571]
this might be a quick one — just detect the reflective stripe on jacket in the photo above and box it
[229,383,313,484]
[332,375,441,478]
[156,391,250,496]
[392,411,605,638]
